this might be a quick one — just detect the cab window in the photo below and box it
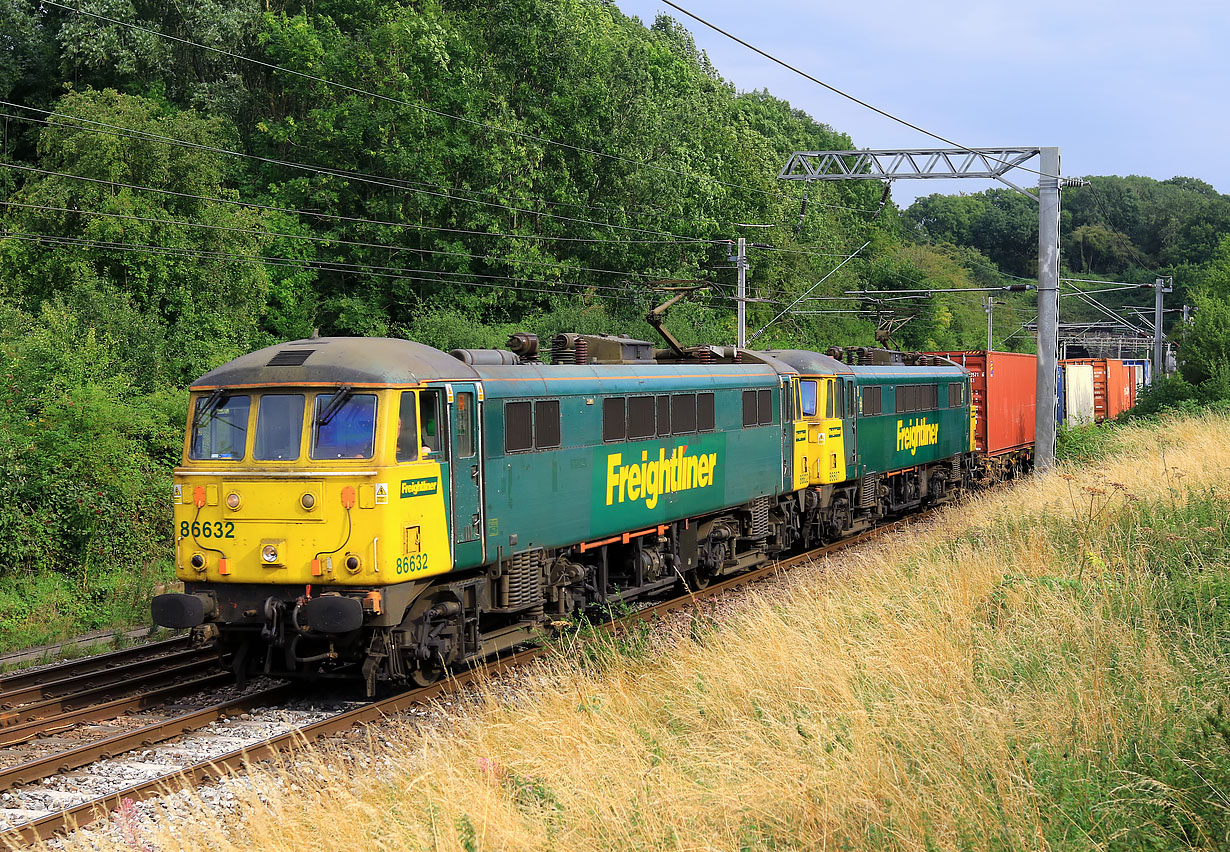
[420,390,447,459]
[253,394,304,461]
[800,381,817,417]
[456,392,476,457]
[189,395,250,460]
[396,392,418,462]
[825,380,835,418]
[311,393,377,459]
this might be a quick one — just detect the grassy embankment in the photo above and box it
[0,565,170,659]
[73,411,1230,851]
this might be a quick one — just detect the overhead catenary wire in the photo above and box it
[747,240,871,343]
[0,109,707,244]
[1060,281,1152,337]
[40,0,795,203]
[659,0,1062,183]
[0,161,725,248]
[1081,180,1169,279]
[34,3,898,220]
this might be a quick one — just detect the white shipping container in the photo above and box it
[1064,364,1095,426]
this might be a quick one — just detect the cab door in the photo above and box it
[820,378,845,483]
[842,377,858,478]
[787,377,808,490]
[799,377,845,486]
[448,382,484,569]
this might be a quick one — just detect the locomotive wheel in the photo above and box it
[409,656,448,688]
[686,569,712,591]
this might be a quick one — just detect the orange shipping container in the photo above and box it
[927,351,1037,456]
[1059,358,1136,421]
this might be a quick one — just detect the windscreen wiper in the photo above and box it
[315,385,354,427]
[196,387,228,423]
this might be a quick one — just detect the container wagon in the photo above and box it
[925,351,1036,478]
[1122,358,1152,387]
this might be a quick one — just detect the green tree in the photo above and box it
[1179,291,1230,385]
[0,89,272,384]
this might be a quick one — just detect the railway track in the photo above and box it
[0,637,301,837]
[0,640,231,746]
[0,629,176,673]
[0,637,192,698]
[0,515,922,846]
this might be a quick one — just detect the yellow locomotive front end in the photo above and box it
[171,386,451,589]
[152,338,483,687]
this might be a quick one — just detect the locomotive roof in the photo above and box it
[759,350,855,375]
[190,337,479,389]
[763,349,968,380]
[473,361,782,398]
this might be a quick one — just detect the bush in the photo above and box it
[0,299,183,581]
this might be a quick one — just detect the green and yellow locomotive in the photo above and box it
[153,334,973,692]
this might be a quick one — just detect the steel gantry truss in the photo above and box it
[779,146,1086,469]
[780,148,1046,196]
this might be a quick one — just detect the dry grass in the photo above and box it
[68,412,1230,851]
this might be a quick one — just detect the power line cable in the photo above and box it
[1079,179,1168,279]
[659,0,1062,183]
[748,240,871,342]
[0,199,646,279]
[0,106,705,243]
[0,160,723,248]
[0,102,740,232]
[0,229,648,297]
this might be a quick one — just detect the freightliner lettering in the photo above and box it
[605,446,718,509]
[896,418,940,456]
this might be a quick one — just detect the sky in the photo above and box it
[613,0,1230,208]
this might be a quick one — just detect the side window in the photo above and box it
[628,396,655,439]
[535,400,561,448]
[783,385,795,422]
[672,394,696,434]
[801,381,818,417]
[603,398,626,442]
[742,390,758,428]
[825,380,835,418]
[657,395,672,436]
[698,392,715,431]
[757,389,772,425]
[505,401,533,453]
[862,386,881,416]
[420,391,446,459]
[456,392,475,458]
[396,392,419,462]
